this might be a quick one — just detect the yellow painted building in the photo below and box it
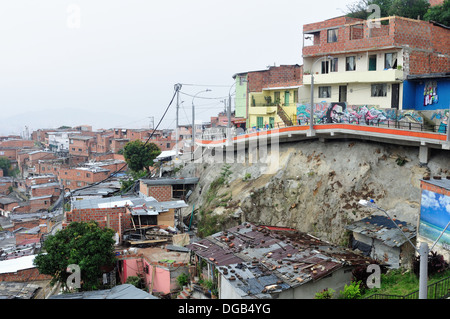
[247,85,300,129]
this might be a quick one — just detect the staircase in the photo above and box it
[277,104,293,127]
[177,285,194,299]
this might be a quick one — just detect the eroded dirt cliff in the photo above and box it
[179,138,449,245]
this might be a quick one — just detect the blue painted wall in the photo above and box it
[402,78,450,111]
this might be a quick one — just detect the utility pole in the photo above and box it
[174,83,182,160]
[227,93,232,144]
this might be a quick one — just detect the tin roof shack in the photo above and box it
[187,222,373,299]
[67,195,188,242]
[346,214,417,269]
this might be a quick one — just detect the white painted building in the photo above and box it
[301,49,404,109]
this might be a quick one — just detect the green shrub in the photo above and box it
[339,281,362,299]
[177,273,189,288]
[314,288,335,299]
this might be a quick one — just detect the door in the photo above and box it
[269,117,275,128]
[284,91,290,106]
[391,83,399,109]
[257,116,264,128]
[339,85,347,103]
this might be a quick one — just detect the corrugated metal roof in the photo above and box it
[346,214,416,248]
[49,284,158,299]
[187,222,371,298]
[140,177,199,186]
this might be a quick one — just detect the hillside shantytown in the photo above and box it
[0,1,450,301]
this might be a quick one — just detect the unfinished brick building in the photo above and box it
[301,15,450,109]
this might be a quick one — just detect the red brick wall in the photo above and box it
[303,17,450,75]
[247,65,302,93]
[29,197,52,212]
[65,207,133,236]
[31,185,61,198]
[421,178,450,197]
[0,139,34,148]
[58,167,110,189]
[0,267,52,282]
[140,183,173,202]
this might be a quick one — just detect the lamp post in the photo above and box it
[358,199,450,299]
[174,83,182,160]
[227,82,237,145]
[310,55,333,134]
[192,89,211,161]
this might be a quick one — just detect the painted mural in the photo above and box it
[296,102,427,126]
[419,189,450,250]
[424,81,438,106]
[430,109,449,133]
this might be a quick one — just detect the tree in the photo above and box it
[346,0,431,20]
[122,140,161,173]
[346,0,393,19]
[388,0,430,19]
[0,157,11,176]
[34,221,116,291]
[424,0,450,26]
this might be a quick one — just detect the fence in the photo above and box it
[199,118,448,141]
[365,275,450,299]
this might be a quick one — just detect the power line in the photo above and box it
[68,85,180,197]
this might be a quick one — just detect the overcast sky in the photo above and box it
[0,0,357,135]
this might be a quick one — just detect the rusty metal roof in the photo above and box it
[346,214,416,248]
[186,222,372,298]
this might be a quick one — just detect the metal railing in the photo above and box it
[198,118,448,141]
[365,275,450,299]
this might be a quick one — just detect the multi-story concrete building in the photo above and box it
[301,15,450,110]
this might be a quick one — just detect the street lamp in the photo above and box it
[358,198,450,299]
[310,55,333,134]
[192,89,211,161]
[227,82,237,145]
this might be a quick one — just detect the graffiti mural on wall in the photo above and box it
[430,109,449,133]
[296,102,395,125]
[424,81,438,106]
[296,102,429,126]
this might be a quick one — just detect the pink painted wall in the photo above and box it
[122,259,172,294]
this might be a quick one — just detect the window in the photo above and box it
[371,84,387,97]
[86,173,90,177]
[346,56,356,71]
[321,60,329,74]
[293,90,298,103]
[327,29,338,43]
[368,55,377,71]
[330,58,338,72]
[385,53,397,69]
[77,182,82,187]
[319,86,331,98]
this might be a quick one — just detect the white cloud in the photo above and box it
[421,190,440,208]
